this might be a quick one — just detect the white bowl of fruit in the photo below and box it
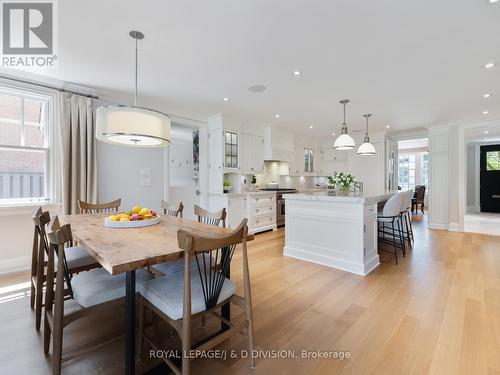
[105,206,160,228]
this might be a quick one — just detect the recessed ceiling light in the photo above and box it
[485,62,495,69]
[275,114,280,118]
[483,93,491,98]
[484,130,489,134]
[483,110,489,114]
[488,0,499,4]
[386,125,391,129]
[248,85,267,93]
[223,97,229,102]
[332,133,336,136]
[309,125,314,129]
[293,70,301,76]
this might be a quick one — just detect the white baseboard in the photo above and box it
[448,222,464,232]
[428,222,449,230]
[0,256,30,276]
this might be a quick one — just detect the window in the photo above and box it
[224,131,238,169]
[398,152,428,191]
[486,151,500,171]
[304,148,314,173]
[0,88,52,204]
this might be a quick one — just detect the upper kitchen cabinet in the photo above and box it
[264,126,294,162]
[240,132,264,174]
[223,130,239,170]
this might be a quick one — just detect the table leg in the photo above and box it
[126,270,136,375]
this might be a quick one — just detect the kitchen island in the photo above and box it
[284,191,395,276]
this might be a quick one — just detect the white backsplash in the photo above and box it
[241,161,328,191]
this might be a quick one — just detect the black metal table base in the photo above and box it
[126,270,136,375]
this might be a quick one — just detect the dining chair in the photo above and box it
[377,192,406,264]
[44,216,153,375]
[161,200,184,218]
[194,205,227,227]
[78,198,121,214]
[30,208,101,331]
[152,205,225,277]
[138,219,254,375]
[411,185,426,214]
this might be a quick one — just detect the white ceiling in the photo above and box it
[7,0,500,136]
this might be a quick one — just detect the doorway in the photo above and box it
[480,144,500,213]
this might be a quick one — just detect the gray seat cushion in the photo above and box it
[140,269,235,320]
[152,254,216,276]
[71,268,153,308]
[65,245,98,270]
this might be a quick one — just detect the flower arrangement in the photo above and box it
[328,172,356,195]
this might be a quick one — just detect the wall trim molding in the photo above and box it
[448,222,464,232]
[428,222,449,230]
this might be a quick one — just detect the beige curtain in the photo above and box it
[59,92,97,214]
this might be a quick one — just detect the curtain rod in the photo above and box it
[0,75,99,99]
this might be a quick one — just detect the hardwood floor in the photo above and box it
[1,215,499,374]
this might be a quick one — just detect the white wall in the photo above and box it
[466,144,477,211]
[97,142,166,213]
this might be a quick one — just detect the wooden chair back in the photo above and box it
[194,204,227,227]
[46,216,75,298]
[160,200,184,218]
[30,207,51,330]
[78,198,121,214]
[177,219,248,311]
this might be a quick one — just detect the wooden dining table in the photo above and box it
[62,213,253,375]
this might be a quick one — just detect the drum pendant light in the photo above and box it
[333,99,355,150]
[96,31,171,146]
[357,114,377,155]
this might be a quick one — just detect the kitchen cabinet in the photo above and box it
[247,193,276,234]
[208,192,276,233]
[240,132,264,174]
[224,130,239,170]
[208,194,247,229]
[290,143,316,176]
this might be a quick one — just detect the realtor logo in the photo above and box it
[1,0,57,67]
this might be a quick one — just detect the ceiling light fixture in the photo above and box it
[483,93,491,98]
[488,0,499,4]
[293,70,301,76]
[485,62,495,69]
[483,110,489,114]
[223,97,229,101]
[484,130,489,134]
[96,31,171,146]
[333,99,355,150]
[357,114,377,156]
[275,114,280,118]
[309,125,314,129]
[386,125,391,129]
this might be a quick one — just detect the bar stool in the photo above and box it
[378,192,406,264]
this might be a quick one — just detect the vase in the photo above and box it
[340,185,351,195]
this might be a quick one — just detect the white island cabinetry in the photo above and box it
[284,191,394,276]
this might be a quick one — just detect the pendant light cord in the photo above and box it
[134,36,138,107]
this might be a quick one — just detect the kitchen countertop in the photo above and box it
[209,191,277,197]
[284,191,396,205]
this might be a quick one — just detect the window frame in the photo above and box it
[0,81,58,208]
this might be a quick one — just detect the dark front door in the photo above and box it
[480,144,500,213]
